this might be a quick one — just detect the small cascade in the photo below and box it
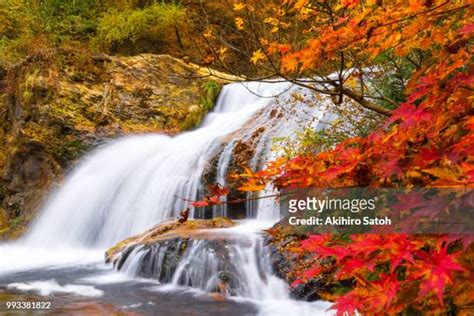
[113,222,289,300]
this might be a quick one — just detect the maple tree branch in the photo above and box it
[380,1,451,28]
[243,7,393,116]
[245,11,392,114]
[338,52,345,104]
[175,191,282,207]
[196,1,396,117]
[325,81,391,116]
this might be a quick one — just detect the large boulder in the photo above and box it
[106,217,236,262]
[105,217,256,296]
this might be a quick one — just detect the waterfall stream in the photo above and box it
[0,81,334,315]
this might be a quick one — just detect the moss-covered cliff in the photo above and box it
[0,51,230,239]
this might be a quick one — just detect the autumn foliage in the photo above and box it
[292,234,472,315]
[226,0,474,314]
[191,184,230,208]
[237,0,473,190]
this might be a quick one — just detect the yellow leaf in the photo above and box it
[218,46,228,61]
[294,0,308,9]
[250,49,266,64]
[235,17,244,30]
[422,167,458,181]
[203,29,214,40]
[264,17,277,25]
[233,2,245,11]
[219,46,228,55]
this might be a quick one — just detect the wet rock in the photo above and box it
[5,141,60,193]
[106,217,250,296]
[106,217,236,262]
[264,220,339,302]
[199,125,267,220]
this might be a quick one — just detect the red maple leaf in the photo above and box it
[290,279,304,287]
[191,200,210,208]
[208,184,230,197]
[391,192,425,215]
[331,293,364,316]
[300,234,333,251]
[336,258,375,278]
[459,23,474,35]
[310,245,352,261]
[364,274,402,313]
[412,148,441,168]
[303,266,323,279]
[413,246,466,304]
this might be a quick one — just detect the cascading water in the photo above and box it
[22,81,332,247]
[0,81,335,315]
[115,222,288,298]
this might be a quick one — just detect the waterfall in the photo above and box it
[22,81,332,248]
[0,80,335,315]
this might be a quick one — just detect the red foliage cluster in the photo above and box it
[296,234,470,315]
[241,50,473,189]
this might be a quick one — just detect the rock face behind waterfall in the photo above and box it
[106,217,246,296]
[0,52,230,239]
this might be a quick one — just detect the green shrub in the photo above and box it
[38,0,100,42]
[0,0,36,66]
[93,2,185,53]
[179,80,221,130]
[0,1,29,40]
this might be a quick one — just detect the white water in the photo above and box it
[116,221,289,299]
[0,81,334,315]
[115,221,332,315]
[7,280,104,297]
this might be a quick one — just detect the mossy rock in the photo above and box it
[0,207,8,231]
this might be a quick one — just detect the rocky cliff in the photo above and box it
[0,51,230,238]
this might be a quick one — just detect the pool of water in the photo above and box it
[0,263,258,316]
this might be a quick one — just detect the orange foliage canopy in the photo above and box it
[237,0,473,190]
